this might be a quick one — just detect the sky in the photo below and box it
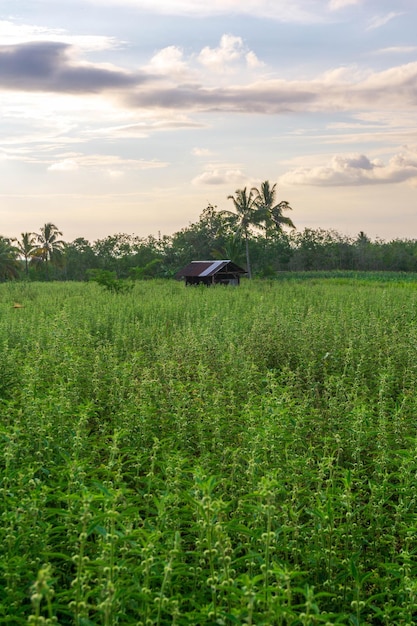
[1,0,417,243]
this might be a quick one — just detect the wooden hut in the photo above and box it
[176,260,246,286]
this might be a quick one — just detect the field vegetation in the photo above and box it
[1,277,417,624]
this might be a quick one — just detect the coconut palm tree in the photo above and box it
[222,187,264,278]
[14,232,37,277]
[0,237,20,280]
[35,223,65,279]
[252,180,295,234]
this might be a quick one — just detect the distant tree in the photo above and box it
[130,258,163,280]
[250,231,294,276]
[93,233,142,276]
[64,238,98,280]
[354,231,372,270]
[252,180,295,234]
[130,236,165,277]
[166,205,234,270]
[35,223,65,278]
[14,232,37,277]
[290,228,355,271]
[0,237,20,281]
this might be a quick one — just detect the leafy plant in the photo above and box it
[87,269,133,293]
[1,278,417,623]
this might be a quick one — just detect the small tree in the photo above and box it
[14,232,37,277]
[35,223,65,279]
[87,269,133,293]
[0,237,20,281]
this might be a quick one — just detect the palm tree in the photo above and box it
[14,232,37,277]
[252,180,295,234]
[223,187,264,278]
[35,223,65,279]
[0,237,20,281]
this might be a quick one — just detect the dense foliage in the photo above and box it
[2,204,417,282]
[1,278,417,623]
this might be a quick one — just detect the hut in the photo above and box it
[176,260,246,286]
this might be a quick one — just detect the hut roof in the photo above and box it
[176,260,246,279]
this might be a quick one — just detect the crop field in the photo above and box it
[1,276,417,625]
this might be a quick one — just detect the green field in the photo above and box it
[1,277,417,625]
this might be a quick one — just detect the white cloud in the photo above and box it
[192,166,246,185]
[0,19,120,51]
[77,0,327,23]
[246,51,264,69]
[47,153,168,172]
[198,35,262,73]
[142,34,263,80]
[328,0,361,9]
[48,158,79,171]
[367,12,403,31]
[108,169,125,179]
[192,147,214,156]
[374,46,417,55]
[279,149,417,187]
[199,35,243,71]
[145,46,189,77]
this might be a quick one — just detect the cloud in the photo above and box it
[279,150,417,186]
[367,12,403,31]
[126,61,417,114]
[0,20,120,51]
[94,117,204,140]
[127,80,316,113]
[192,166,246,185]
[374,46,417,55]
[47,153,168,172]
[3,37,417,124]
[74,0,328,23]
[328,0,361,9]
[145,46,189,77]
[246,51,264,69]
[0,42,139,93]
[198,34,262,73]
[48,158,79,171]
[192,147,215,156]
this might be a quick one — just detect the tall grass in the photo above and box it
[1,278,417,624]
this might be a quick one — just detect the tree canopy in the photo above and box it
[2,181,417,281]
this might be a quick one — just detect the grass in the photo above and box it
[1,277,417,624]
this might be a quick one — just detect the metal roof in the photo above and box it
[176,260,246,278]
[199,260,229,276]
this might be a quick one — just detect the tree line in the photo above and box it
[1,181,417,281]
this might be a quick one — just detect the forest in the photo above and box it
[1,182,417,281]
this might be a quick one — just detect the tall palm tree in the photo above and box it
[223,187,263,279]
[252,181,295,234]
[0,237,20,281]
[35,223,65,278]
[14,232,37,276]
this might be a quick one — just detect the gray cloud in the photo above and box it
[3,40,417,121]
[192,167,246,186]
[279,151,417,186]
[127,82,317,113]
[0,42,140,92]
[125,62,417,114]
